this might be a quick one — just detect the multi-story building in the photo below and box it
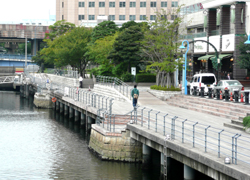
[56,0,179,27]
[179,0,250,80]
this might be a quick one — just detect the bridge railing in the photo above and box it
[0,76,15,84]
[45,68,78,79]
[102,106,250,166]
[0,54,33,60]
[96,75,132,100]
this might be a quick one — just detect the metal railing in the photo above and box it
[45,68,78,79]
[0,76,15,84]
[96,75,132,99]
[0,54,33,60]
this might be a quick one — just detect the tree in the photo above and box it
[108,26,144,74]
[90,21,118,43]
[17,42,31,54]
[140,8,184,87]
[119,21,149,32]
[32,51,54,69]
[41,27,92,77]
[237,35,250,73]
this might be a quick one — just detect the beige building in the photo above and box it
[56,0,179,26]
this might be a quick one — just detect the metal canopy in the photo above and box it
[197,55,214,60]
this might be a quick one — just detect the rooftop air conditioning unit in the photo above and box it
[97,16,108,24]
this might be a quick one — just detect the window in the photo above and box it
[161,15,167,20]
[89,15,95,20]
[109,15,115,20]
[79,2,85,7]
[109,2,115,7]
[197,28,204,33]
[129,15,136,20]
[78,15,85,20]
[171,15,177,20]
[62,15,64,20]
[62,2,64,8]
[130,2,136,7]
[140,2,146,7]
[99,2,105,7]
[172,2,178,7]
[140,15,146,20]
[89,2,95,7]
[150,2,156,7]
[119,2,125,7]
[119,15,125,20]
[161,2,167,7]
[150,15,156,20]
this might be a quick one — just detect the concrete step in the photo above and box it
[231,119,243,126]
[224,123,245,131]
[167,102,240,120]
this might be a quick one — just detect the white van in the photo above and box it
[189,73,217,95]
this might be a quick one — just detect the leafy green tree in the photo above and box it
[140,9,184,87]
[108,26,144,74]
[41,27,92,77]
[90,21,118,43]
[17,42,31,54]
[119,21,149,32]
[237,35,250,73]
[32,51,54,69]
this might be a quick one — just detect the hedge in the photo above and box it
[136,74,156,83]
[150,85,181,91]
[243,116,250,129]
[121,73,134,82]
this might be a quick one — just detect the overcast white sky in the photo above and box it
[0,0,56,21]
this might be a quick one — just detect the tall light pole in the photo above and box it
[244,35,250,44]
[179,40,189,95]
[25,35,27,68]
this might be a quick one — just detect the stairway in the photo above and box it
[166,94,250,131]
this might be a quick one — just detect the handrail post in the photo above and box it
[141,107,146,127]
[205,125,211,152]
[113,115,116,132]
[182,119,187,143]
[232,133,238,164]
[235,134,241,165]
[155,111,160,132]
[192,122,198,147]
[218,129,224,158]
[171,116,178,140]
[148,109,153,129]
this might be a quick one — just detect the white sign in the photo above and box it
[194,37,207,53]
[131,67,136,76]
[209,35,220,52]
[222,34,235,52]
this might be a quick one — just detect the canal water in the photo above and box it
[0,91,161,180]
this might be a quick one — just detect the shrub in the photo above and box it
[136,74,156,83]
[150,85,181,91]
[121,73,134,82]
[243,116,250,129]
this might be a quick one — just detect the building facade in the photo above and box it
[56,0,178,26]
[179,0,250,80]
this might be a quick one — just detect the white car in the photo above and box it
[189,73,217,95]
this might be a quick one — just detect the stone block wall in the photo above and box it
[88,125,142,162]
[148,90,181,101]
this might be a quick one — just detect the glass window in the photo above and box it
[130,2,136,7]
[150,15,156,20]
[109,2,115,7]
[172,1,178,7]
[140,15,146,20]
[129,15,136,21]
[79,2,85,7]
[109,15,115,20]
[89,2,95,7]
[161,15,167,20]
[62,15,64,20]
[201,76,215,84]
[62,2,64,8]
[89,15,95,20]
[150,2,156,7]
[78,15,85,20]
[140,2,146,7]
[99,2,105,7]
[119,15,125,20]
[171,15,177,20]
[119,2,126,7]
[161,2,167,7]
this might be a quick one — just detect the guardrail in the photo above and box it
[0,76,15,84]
[96,75,132,100]
[45,68,78,79]
[0,54,33,60]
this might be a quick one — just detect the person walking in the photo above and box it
[79,76,83,88]
[227,73,230,80]
[131,85,139,109]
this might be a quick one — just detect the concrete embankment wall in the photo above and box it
[88,125,142,162]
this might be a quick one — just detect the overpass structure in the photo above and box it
[0,24,49,55]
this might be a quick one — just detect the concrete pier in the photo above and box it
[184,164,196,180]
[64,104,69,116]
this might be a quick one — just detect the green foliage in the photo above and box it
[32,51,53,68]
[108,26,144,73]
[17,42,31,54]
[237,35,250,71]
[150,85,181,91]
[121,72,134,82]
[243,116,250,129]
[112,62,127,77]
[91,21,118,43]
[136,74,156,83]
[90,68,99,78]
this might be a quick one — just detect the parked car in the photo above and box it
[213,80,244,97]
[189,73,217,95]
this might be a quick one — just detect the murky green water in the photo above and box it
[0,91,161,180]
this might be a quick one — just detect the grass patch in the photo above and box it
[150,85,181,91]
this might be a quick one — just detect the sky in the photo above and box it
[0,0,56,22]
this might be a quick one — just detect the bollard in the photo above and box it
[216,89,220,100]
[244,91,249,105]
[240,93,244,103]
[187,85,190,95]
[193,86,197,96]
[220,90,223,100]
[234,90,239,103]
[225,89,229,101]
[208,87,212,99]
[200,87,204,98]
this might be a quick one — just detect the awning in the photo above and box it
[198,55,214,60]
[218,54,232,59]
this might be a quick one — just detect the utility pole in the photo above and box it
[25,35,27,68]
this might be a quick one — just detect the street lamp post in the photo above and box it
[245,35,250,44]
[179,40,189,95]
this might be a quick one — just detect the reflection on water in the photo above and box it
[0,92,161,180]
